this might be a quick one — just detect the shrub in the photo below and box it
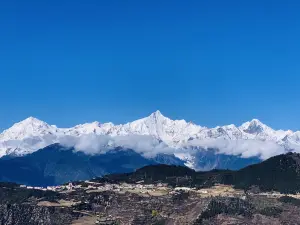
[152,210,159,217]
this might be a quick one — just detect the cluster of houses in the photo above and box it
[20,182,74,192]
[19,181,171,194]
[95,214,118,225]
[19,180,249,200]
[83,181,170,195]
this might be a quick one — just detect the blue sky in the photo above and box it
[1,0,300,130]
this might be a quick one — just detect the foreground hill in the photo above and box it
[99,152,300,194]
[231,152,300,193]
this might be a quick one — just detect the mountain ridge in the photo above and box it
[0,111,299,161]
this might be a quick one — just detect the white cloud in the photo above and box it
[59,134,177,158]
[58,134,291,160]
[185,138,286,159]
[1,133,295,161]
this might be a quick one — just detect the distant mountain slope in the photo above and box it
[190,149,260,171]
[0,143,258,186]
[0,144,186,186]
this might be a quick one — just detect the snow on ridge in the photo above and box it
[0,110,299,159]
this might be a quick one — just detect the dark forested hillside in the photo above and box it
[231,152,300,193]
[99,152,300,193]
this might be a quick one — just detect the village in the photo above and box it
[21,181,173,195]
[17,180,300,225]
[20,180,249,199]
[20,179,300,202]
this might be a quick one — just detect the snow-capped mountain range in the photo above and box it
[1,110,300,160]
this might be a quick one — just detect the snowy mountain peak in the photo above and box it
[249,118,262,124]
[19,116,46,125]
[148,110,166,120]
[0,117,56,141]
[152,110,163,116]
[241,118,264,127]
[240,119,270,134]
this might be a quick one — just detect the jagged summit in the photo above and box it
[23,116,41,122]
[0,112,299,159]
[15,116,47,126]
[0,116,57,142]
[240,119,267,132]
[149,110,164,118]
[250,118,263,123]
[143,110,169,124]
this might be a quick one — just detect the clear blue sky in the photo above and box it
[1,0,300,130]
